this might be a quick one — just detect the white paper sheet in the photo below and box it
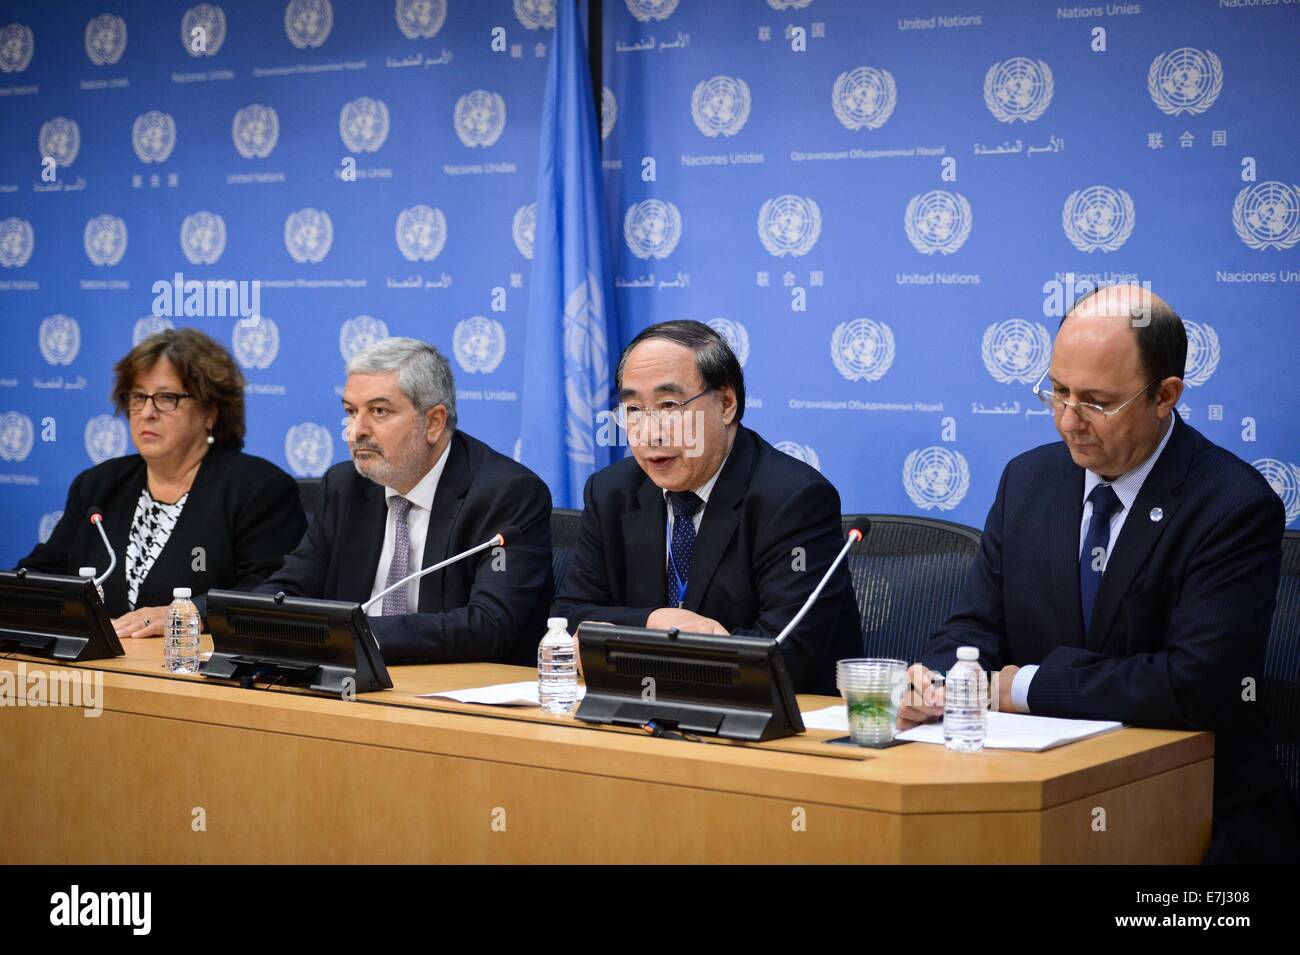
[799,706,1122,751]
[418,681,586,707]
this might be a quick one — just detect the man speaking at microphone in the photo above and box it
[253,338,553,665]
[552,320,861,694]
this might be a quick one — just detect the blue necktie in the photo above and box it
[666,491,703,608]
[1080,483,1123,635]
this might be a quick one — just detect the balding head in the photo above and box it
[1046,285,1186,480]
[1062,284,1187,395]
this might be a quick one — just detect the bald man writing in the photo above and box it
[899,286,1299,864]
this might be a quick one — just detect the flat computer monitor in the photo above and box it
[203,590,393,695]
[574,623,805,742]
[0,569,124,662]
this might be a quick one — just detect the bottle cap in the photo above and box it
[956,646,979,661]
[78,567,96,578]
[547,617,568,630]
[173,587,192,599]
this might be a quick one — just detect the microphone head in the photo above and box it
[846,518,871,542]
[496,524,522,546]
[87,506,103,525]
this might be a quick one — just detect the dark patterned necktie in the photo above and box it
[1080,483,1123,635]
[666,491,704,608]
[382,495,413,616]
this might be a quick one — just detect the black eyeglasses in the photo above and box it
[615,387,714,429]
[122,391,194,413]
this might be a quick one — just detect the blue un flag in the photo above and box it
[519,0,618,510]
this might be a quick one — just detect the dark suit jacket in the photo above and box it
[552,424,862,694]
[17,448,307,618]
[254,429,554,666]
[919,419,1300,863]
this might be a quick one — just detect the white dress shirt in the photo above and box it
[366,440,451,617]
[1011,414,1178,712]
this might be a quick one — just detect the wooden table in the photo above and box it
[0,639,1214,863]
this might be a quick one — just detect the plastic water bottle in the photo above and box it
[943,646,988,752]
[537,616,578,714]
[78,566,105,606]
[164,587,201,674]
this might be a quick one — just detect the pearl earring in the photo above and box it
[206,433,215,445]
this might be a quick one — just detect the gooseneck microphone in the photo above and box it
[86,507,117,587]
[359,525,521,614]
[774,519,870,645]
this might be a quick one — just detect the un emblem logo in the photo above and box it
[182,4,227,56]
[284,422,334,478]
[454,89,507,147]
[339,96,390,154]
[39,118,81,167]
[39,315,81,366]
[706,318,750,368]
[513,203,537,260]
[0,217,34,268]
[284,208,333,264]
[769,0,812,8]
[84,14,127,66]
[232,317,280,370]
[133,316,174,346]
[983,57,1053,123]
[0,412,34,463]
[84,415,127,465]
[1253,458,1300,526]
[0,23,34,74]
[339,315,389,362]
[601,87,617,141]
[38,511,63,544]
[903,446,971,512]
[180,211,227,266]
[132,111,177,164]
[84,214,128,267]
[1062,186,1135,253]
[691,76,751,138]
[563,272,611,466]
[832,319,896,382]
[396,0,447,39]
[1182,320,1221,387]
[757,194,821,258]
[776,442,821,472]
[454,317,507,375]
[285,0,333,49]
[624,199,683,260]
[395,204,447,262]
[1148,47,1222,116]
[981,319,1051,385]
[1232,181,1300,251]
[626,0,679,22]
[832,66,897,131]
[514,0,556,29]
[904,190,972,255]
[232,104,280,159]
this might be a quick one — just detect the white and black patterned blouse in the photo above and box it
[124,487,189,609]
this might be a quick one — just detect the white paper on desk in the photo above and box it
[799,707,1122,751]
[897,711,1121,751]
[800,706,851,732]
[418,681,586,707]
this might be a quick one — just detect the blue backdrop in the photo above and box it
[2,0,1298,568]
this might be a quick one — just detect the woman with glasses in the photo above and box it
[16,328,307,637]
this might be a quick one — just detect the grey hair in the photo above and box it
[346,337,458,428]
